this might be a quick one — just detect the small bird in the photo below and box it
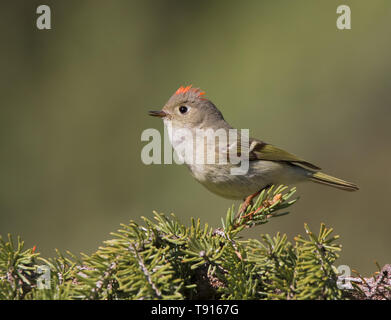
[149,85,358,210]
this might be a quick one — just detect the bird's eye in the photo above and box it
[179,106,189,114]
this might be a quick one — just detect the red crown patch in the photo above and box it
[175,85,206,98]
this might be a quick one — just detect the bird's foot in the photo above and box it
[237,191,261,219]
[238,192,283,220]
[264,193,282,207]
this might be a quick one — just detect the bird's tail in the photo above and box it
[309,172,359,192]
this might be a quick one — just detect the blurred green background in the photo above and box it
[1,0,390,275]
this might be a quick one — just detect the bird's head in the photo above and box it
[149,85,224,129]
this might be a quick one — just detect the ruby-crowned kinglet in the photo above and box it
[149,85,358,207]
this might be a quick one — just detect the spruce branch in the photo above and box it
[219,185,298,238]
[0,185,389,300]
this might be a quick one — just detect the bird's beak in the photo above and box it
[148,110,167,118]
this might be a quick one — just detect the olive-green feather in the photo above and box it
[310,172,359,191]
[249,139,321,171]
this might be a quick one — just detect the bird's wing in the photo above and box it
[245,138,321,171]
